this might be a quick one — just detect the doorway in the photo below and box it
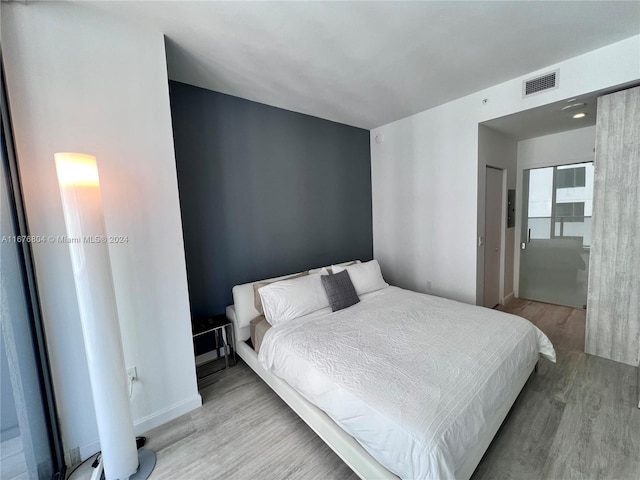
[483,166,504,308]
[519,162,593,307]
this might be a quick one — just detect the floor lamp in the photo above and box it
[55,153,155,480]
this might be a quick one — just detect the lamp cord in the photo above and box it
[66,438,146,478]
[66,453,101,478]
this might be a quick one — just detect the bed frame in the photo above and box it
[227,277,538,480]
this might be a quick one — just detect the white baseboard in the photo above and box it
[66,394,202,463]
[134,394,202,436]
[501,292,514,305]
[195,350,221,366]
[65,439,100,464]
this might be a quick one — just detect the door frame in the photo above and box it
[482,165,507,307]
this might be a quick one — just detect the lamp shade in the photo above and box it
[55,153,138,480]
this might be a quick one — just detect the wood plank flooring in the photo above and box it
[70,299,640,479]
[473,299,639,480]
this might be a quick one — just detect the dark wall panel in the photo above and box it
[169,81,373,318]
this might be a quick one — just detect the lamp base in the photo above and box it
[130,448,156,480]
[68,448,156,480]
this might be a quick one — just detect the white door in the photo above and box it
[484,167,503,308]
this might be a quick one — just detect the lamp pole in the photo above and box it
[55,153,151,479]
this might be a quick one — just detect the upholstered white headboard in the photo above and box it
[227,260,360,342]
[228,270,305,342]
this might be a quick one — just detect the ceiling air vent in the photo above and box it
[523,70,559,98]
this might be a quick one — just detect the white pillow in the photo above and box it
[331,260,388,296]
[259,269,329,325]
[308,260,360,274]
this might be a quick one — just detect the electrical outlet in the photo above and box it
[127,366,137,382]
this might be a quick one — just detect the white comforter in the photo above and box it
[258,287,555,480]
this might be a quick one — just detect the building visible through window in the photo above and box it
[556,201,585,221]
[526,162,593,246]
[556,166,586,188]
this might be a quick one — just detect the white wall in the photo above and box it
[2,2,200,461]
[477,126,517,305]
[371,35,639,305]
[514,126,596,295]
[516,126,596,171]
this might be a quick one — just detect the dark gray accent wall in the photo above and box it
[169,81,372,318]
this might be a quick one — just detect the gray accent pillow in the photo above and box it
[321,270,360,312]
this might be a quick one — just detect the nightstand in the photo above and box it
[192,315,236,381]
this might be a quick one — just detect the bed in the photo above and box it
[227,261,555,480]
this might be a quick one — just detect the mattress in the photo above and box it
[258,286,555,480]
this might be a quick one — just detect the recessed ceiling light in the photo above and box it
[562,102,586,111]
[573,112,587,119]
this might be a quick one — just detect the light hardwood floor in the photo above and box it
[475,299,639,480]
[70,299,640,479]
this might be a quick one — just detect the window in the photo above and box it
[556,167,586,188]
[1,66,65,478]
[555,202,585,221]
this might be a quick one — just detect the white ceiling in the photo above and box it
[80,1,640,130]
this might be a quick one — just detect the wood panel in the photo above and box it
[586,86,640,367]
